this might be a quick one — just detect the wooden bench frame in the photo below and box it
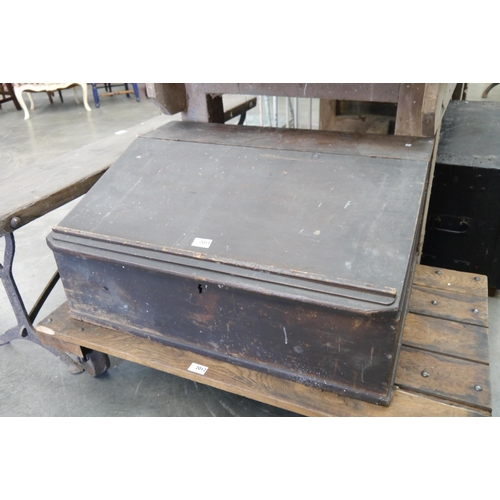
[146,83,457,137]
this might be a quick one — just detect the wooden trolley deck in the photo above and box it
[36,264,492,417]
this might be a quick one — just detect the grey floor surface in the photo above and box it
[0,84,498,416]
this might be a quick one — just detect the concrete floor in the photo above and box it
[0,84,498,416]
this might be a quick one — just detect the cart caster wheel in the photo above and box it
[80,350,110,377]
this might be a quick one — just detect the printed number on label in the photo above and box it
[188,362,208,375]
[192,238,212,249]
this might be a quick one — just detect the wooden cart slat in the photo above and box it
[408,285,488,327]
[412,265,488,297]
[402,313,489,365]
[395,346,491,410]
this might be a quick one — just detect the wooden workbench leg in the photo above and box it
[319,99,337,130]
[394,84,425,136]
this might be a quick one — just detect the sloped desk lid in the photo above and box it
[51,124,430,310]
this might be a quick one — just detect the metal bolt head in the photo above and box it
[474,277,480,282]
[431,300,438,305]
[435,270,442,275]
[10,216,21,229]
[474,385,483,392]
[46,318,53,323]
[421,371,430,378]
[472,308,479,314]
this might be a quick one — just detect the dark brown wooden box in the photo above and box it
[47,122,432,405]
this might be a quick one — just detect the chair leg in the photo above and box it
[14,88,30,119]
[6,83,22,110]
[91,83,100,108]
[482,83,499,99]
[132,83,140,102]
[80,84,91,112]
[125,83,130,98]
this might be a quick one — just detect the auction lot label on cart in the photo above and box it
[188,362,208,375]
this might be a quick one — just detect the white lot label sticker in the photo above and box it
[191,238,212,249]
[188,362,208,375]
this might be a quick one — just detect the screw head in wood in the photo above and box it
[431,300,438,305]
[421,371,430,378]
[435,270,442,275]
[474,385,483,391]
[472,309,479,314]
[46,318,53,323]
[474,277,480,281]
[10,216,21,229]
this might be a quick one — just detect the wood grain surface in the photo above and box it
[142,121,435,162]
[413,265,487,297]
[409,285,488,327]
[402,313,489,364]
[396,346,491,410]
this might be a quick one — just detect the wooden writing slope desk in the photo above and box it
[0,84,491,416]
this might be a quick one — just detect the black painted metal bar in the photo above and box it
[28,270,60,323]
[0,233,84,372]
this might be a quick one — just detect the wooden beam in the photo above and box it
[206,94,225,123]
[145,83,187,115]
[421,83,456,136]
[319,99,337,130]
[223,97,257,122]
[196,83,401,103]
[394,83,426,136]
[395,84,457,137]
